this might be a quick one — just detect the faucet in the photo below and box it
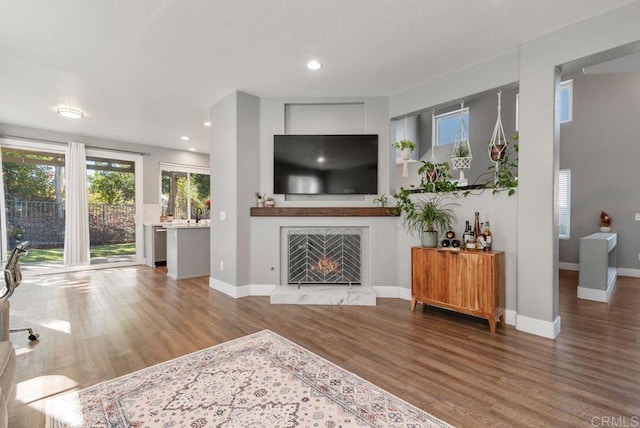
[195,208,203,223]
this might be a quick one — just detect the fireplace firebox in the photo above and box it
[287,228,362,285]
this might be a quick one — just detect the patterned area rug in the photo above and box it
[46,330,452,427]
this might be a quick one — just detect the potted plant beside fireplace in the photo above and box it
[396,195,458,247]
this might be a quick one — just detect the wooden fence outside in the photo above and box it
[6,200,135,248]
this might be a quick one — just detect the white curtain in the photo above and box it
[0,143,6,263]
[64,142,90,266]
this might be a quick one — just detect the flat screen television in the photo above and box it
[274,134,378,195]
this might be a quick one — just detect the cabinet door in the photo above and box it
[411,248,439,301]
[455,252,494,313]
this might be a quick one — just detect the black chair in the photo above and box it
[0,242,39,341]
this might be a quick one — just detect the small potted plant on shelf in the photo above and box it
[373,194,388,207]
[393,140,416,161]
[396,195,458,248]
[264,196,276,207]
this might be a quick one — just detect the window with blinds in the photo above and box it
[559,80,573,123]
[559,169,571,239]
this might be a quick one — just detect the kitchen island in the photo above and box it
[164,223,210,280]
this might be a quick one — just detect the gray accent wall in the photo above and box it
[209,91,260,288]
[559,71,640,269]
[396,86,518,191]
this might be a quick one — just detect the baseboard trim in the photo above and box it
[618,267,640,278]
[577,286,608,302]
[559,263,640,279]
[373,286,411,300]
[558,262,579,271]
[504,309,517,326]
[209,277,251,298]
[516,314,561,339]
[250,284,277,296]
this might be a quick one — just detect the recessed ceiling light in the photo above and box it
[317,156,325,163]
[189,148,196,152]
[204,121,211,127]
[307,60,322,71]
[57,106,84,119]
[181,136,190,141]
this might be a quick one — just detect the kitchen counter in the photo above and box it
[163,223,210,229]
[165,224,210,280]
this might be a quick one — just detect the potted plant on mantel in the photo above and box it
[373,194,388,207]
[396,195,458,247]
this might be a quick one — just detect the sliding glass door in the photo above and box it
[0,140,143,272]
[1,145,66,270]
[86,152,139,264]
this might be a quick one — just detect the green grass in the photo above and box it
[23,242,135,263]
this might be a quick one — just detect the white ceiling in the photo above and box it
[0,0,634,154]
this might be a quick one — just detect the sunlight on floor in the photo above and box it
[38,318,71,334]
[15,346,34,356]
[16,375,78,406]
[22,276,91,289]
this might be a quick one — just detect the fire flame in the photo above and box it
[312,256,340,274]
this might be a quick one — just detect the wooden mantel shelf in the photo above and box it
[250,207,399,217]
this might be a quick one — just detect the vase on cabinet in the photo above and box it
[421,231,438,248]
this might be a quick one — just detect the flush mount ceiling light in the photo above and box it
[181,136,190,141]
[306,60,322,71]
[57,106,84,119]
[189,148,196,152]
[204,121,211,127]
[317,156,325,163]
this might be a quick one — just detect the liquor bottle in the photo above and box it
[473,212,481,241]
[463,221,471,245]
[484,221,492,251]
[477,222,486,250]
[465,232,476,250]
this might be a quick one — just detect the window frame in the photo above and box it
[159,162,210,221]
[433,107,470,147]
[558,168,571,240]
[559,79,573,124]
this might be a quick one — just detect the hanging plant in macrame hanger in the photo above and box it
[423,109,441,184]
[488,89,507,182]
[395,117,415,178]
[450,100,472,186]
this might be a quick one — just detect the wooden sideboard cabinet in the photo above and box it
[411,247,505,333]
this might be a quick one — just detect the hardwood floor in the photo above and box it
[6,267,640,427]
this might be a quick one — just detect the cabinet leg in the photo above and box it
[410,297,417,311]
[499,313,505,325]
[488,316,497,334]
